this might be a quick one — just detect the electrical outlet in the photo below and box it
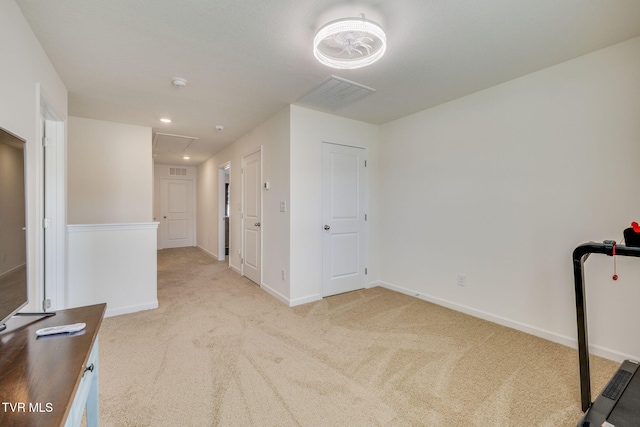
[457,273,467,287]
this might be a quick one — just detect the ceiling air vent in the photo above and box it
[169,167,187,176]
[298,76,375,110]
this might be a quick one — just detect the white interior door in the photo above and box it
[43,118,65,311]
[242,150,261,284]
[322,142,368,297]
[160,178,194,248]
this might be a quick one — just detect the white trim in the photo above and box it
[42,118,66,311]
[260,282,289,305]
[374,280,632,363]
[289,293,322,307]
[35,85,67,313]
[196,244,217,259]
[67,222,159,233]
[321,140,369,150]
[230,264,242,275]
[104,301,159,318]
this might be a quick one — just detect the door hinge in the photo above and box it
[241,258,244,264]
[364,160,367,167]
[364,214,368,221]
[365,268,368,275]
[43,136,51,147]
[42,218,51,228]
[43,299,51,311]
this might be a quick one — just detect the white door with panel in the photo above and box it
[160,178,194,248]
[322,142,368,297]
[242,150,261,285]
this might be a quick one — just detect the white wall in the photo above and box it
[378,36,640,361]
[68,117,153,224]
[197,107,291,301]
[67,224,158,317]
[67,116,157,315]
[0,0,67,312]
[196,157,219,256]
[289,105,380,305]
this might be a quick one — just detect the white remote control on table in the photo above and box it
[36,323,86,336]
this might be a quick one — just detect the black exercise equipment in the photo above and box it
[573,241,640,426]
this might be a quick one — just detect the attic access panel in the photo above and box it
[152,133,198,157]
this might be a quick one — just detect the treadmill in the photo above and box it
[573,241,640,427]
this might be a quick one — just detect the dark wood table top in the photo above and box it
[0,303,106,427]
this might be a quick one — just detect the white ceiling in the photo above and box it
[16,0,640,165]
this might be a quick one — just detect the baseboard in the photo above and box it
[196,245,218,260]
[289,293,322,307]
[105,301,158,318]
[260,283,290,305]
[375,281,632,363]
[230,264,242,275]
[260,283,322,307]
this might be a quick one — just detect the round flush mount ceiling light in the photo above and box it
[172,77,188,88]
[313,15,386,69]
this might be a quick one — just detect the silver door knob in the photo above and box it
[255,222,261,227]
[324,225,330,230]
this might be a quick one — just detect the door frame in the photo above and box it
[39,88,66,312]
[319,141,369,298]
[241,147,262,283]
[217,161,231,262]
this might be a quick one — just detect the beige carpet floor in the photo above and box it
[97,247,618,426]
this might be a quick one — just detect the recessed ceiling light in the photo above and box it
[160,118,172,123]
[172,78,188,88]
[182,155,190,160]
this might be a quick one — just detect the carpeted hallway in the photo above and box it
[97,247,617,426]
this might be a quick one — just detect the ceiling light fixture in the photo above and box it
[182,154,190,160]
[172,77,188,88]
[160,118,172,123]
[313,15,386,69]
